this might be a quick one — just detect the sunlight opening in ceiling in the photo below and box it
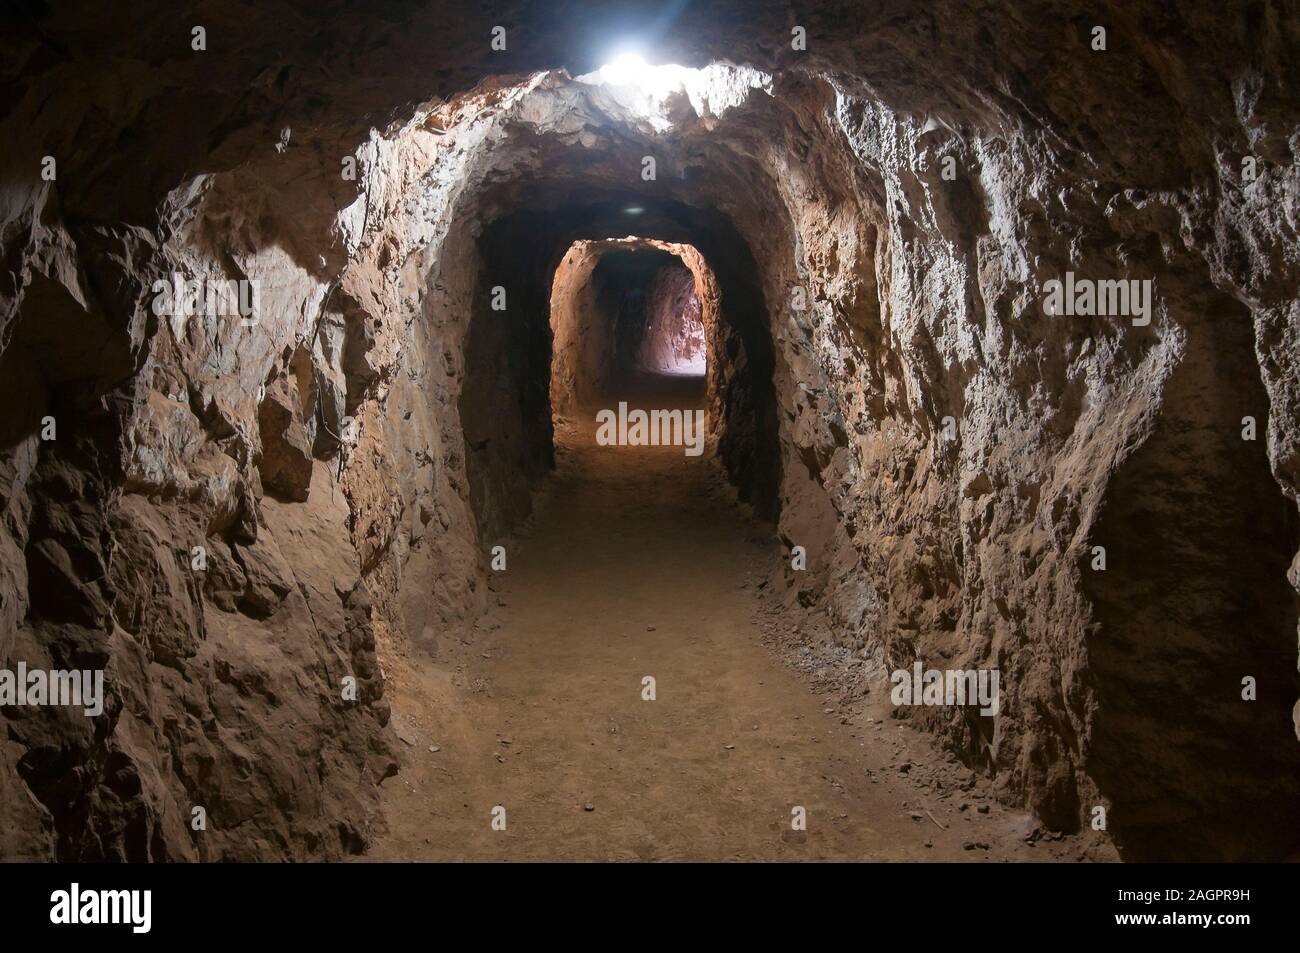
[577,47,773,129]
[596,51,694,98]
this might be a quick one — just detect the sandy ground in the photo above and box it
[363,374,1116,862]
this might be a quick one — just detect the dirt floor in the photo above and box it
[363,373,1117,862]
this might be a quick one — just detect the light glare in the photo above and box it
[599,52,650,87]
[595,51,690,97]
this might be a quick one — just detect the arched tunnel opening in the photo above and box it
[550,239,710,409]
[2,2,1299,884]
[460,195,782,551]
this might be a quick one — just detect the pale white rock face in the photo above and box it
[575,60,773,131]
[0,0,1296,863]
[637,266,706,376]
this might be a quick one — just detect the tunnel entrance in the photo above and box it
[549,238,714,464]
[459,200,781,554]
[548,237,712,426]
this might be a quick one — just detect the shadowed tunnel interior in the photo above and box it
[460,197,781,545]
[1,1,1299,867]
[558,245,708,387]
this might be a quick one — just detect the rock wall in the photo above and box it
[637,265,706,376]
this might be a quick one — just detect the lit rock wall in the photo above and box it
[637,266,706,375]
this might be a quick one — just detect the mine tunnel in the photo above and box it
[550,239,709,402]
[1,0,1299,874]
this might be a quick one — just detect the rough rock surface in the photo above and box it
[1,1,1297,861]
[637,265,706,375]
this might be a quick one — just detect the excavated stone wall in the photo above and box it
[2,1,1297,861]
[637,265,706,375]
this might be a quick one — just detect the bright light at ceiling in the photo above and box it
[595,49,691,97]
[599,51,651,86]
[576,50,773,129]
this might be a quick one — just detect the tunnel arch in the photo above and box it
[458,191,783,549]
[548,237,717,416]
